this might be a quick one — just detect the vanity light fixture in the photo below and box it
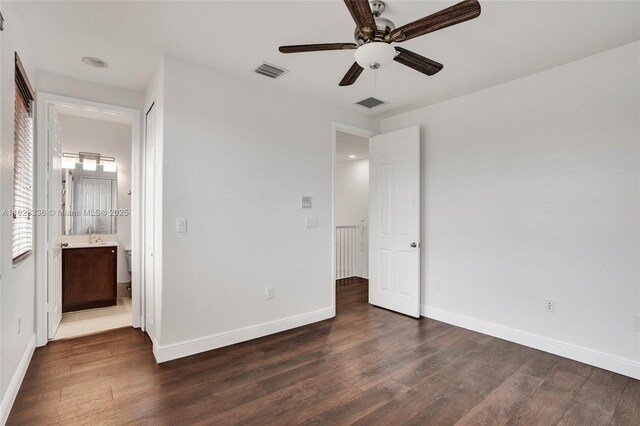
[63,151,117,172]
[349,155,356,158]
[101,158,117,173]
[61,154,78,169]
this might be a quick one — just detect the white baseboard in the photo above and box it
[1,334,36,424]
[422,306,640,380]
[154,307,334,363]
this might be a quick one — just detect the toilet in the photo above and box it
[125,248,132,292]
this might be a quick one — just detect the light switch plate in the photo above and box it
[301,196,312,209]
[176,218,187,233]
[305,218,318,229]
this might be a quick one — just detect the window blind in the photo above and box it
[13,53,34,263]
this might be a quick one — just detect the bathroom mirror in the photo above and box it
[62,166,118,235]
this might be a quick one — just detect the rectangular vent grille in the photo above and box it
[355,97,387,109]
[255,62,288,79]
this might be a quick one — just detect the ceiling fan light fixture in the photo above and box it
[354,42,396,70]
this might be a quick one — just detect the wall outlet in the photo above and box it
[305,218,318,229]
[634,315,640,332]
[545,300,555,313]
[266,286,275,300]
[434,279,441,290]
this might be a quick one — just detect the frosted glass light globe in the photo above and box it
[354,42,396,70]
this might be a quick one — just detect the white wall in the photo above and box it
[380,41,640,376]
[150,56,376,359]
[335,159,369,226]
[57,114,132,283]
[0,0,37,421]
[36,70,144,110]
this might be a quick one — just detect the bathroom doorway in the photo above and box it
[35,94,142,344]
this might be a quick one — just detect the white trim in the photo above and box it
[0,334,35,424]
[35,93,143,346]
[154,307,334,363]
[331,122,375,315]
[423,305,640,380]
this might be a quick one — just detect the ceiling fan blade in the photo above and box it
[279,43,359,54]
[344,0,376,40]
[393,47,443,76]
[390,0,481,42]
[339,62,364,86]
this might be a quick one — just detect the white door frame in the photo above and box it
[35,93,142,346]
[331,123,374,314]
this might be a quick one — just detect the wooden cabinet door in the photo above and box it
[62,247,117,312]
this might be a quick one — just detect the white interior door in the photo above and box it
[369,126,421,318]
[48,105,63,338]
[80,177,113,233]
[144,104,156,339]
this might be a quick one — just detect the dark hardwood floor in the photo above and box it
[9,278,639,425]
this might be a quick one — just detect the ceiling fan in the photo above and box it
[279,0,481,86]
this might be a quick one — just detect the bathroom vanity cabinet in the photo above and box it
[62,246,117,312]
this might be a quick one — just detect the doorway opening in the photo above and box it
[332,124,422,318]
[333,124,373,313]
[35,94,142,345]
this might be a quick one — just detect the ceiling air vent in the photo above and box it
[355,97,387,109]
[254,62,288,79]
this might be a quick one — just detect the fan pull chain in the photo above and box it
[373,68,378,89]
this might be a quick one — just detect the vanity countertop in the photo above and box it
[61,242,119,249]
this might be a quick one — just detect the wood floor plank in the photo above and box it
[200,366,345,425]
[347,343,442,391]
[557,368,628,426]
[352,376,455,425]
[406,372,501,425]
[610,378,640,426]
[8,278,636,425]
[254,380,361,425]
[507,368,587,425]
[393,338,481,389]
[455,370,544,426]
[301,379,412,425]
[518,348,561,379]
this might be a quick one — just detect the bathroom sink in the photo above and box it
[61,241,119,249]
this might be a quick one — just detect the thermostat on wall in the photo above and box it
[301,196,312,209]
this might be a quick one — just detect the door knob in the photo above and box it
[410,242,417,248]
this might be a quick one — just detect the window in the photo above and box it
[12,53,35,263]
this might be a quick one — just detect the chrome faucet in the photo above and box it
[86,226,101,243]
[88,232,103,244]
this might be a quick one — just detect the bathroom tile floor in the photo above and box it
[52,297,132,340]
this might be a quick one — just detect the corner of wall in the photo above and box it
[154,306,334,363]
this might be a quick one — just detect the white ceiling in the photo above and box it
[336,131,369,162]
[16,1,640,117]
